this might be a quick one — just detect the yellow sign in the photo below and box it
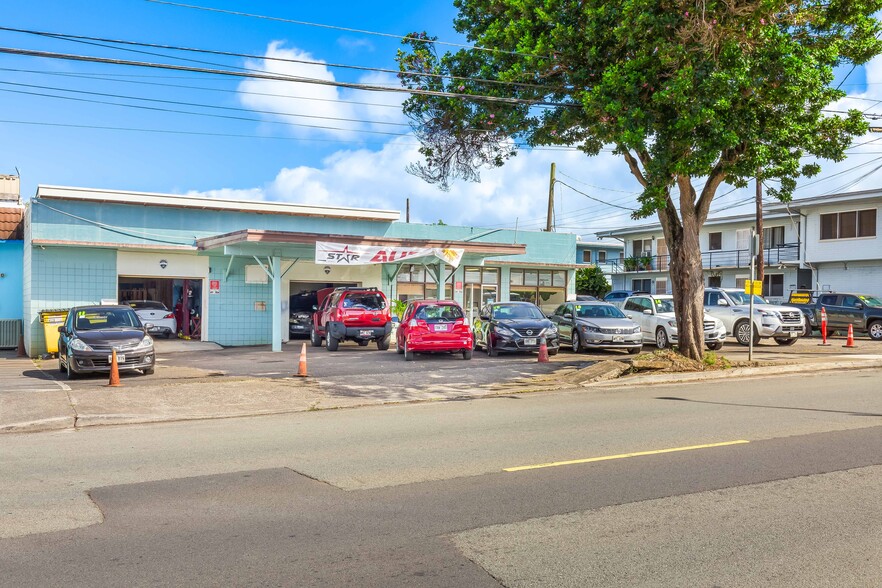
[788,291,811,304]
[744,280,762,296]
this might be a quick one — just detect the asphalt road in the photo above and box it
[3,369,882,586]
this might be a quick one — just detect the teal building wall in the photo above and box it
[0,240,23,320]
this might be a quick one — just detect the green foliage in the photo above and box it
[575,266,611,297]
[391,299,408,319]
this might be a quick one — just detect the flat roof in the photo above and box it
[35,185,401,222]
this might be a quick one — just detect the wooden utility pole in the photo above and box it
[546,162,556,232]
[755,172,764,288]
[406,198,410,223]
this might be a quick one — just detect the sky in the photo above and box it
[1,1,881,239]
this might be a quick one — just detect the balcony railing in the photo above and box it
[608,243,800,274]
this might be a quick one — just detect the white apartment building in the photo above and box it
[596,189,882,303]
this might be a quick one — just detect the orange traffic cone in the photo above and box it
[16,333,27,358]
[106,349,121,387]
[295,343,308,377]
[843,324,856,348]
[537,337,549,363]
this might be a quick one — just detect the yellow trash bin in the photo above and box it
[40,310,69,355]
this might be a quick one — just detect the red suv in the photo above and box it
[311,287,392,351]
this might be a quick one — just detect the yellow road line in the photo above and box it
[503,440,750,472]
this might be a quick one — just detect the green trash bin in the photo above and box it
[39,309,69,355]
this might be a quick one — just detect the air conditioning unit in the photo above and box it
[0,319,22,349]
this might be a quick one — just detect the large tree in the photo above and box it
[397,0,881,359]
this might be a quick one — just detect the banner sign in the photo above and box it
[315,242,465,268]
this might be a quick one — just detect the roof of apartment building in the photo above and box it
[0,206,23,240]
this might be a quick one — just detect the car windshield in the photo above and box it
[129,301,168,311]
[492,304,544,320]
[290,292,318,312]
[574,304,626,319]
[343,293,385,310]
[653,298,675,313]
[859,295,882,307]
[75,309,141,330]
[415,304,463,322]
[726,291,767,305]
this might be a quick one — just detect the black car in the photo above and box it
[57,305,156,379]
[474,301,560,357]
[289,290,318,337]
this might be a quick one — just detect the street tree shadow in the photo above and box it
[656,396,882,418]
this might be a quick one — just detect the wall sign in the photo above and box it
[209,279,220,294]
[159,259,168,269]
[315,241,464,268]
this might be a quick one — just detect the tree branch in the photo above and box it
[620,147,648,187]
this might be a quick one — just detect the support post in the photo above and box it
[547,162,556,232]
[271,255,282,352]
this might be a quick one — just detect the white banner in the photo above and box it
[315,242,464,268]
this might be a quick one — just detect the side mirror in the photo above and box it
[643,309,652,315]
[312,304,318,311]
[480,314,490,321]
[717,299,729,306]
[563,312,573,319]
[855,303,864,310]
[58,326,66,335]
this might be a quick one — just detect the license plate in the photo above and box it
[613,336,624,343]
[523,337,537,346]
[108,354,125,363]
[789,332,797,338]
[359,330,373,337]
[434,324,449,332]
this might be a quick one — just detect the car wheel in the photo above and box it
[655,327,669,349]
[310,328,322,347]
[462,349,472,360]
[486,339,498,357]
[571,331,582,353]
[396,335,404,354]
[774,337,797,346]
[706,342,723,351]
[404,340,414,361]
[377,335,391,351]
[734,320,759,346]
[66,355,78,380]
[58,354,65,373]
[357,339,369,347]
[142,367,155,375]
[627,346,642,355]
[548,347,558,356]
[868,320,882,341]
[326,335,339,352]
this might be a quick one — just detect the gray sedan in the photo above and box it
[549,301,643,354]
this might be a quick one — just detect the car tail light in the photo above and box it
[163,313,174,319]
[460,317,470,327]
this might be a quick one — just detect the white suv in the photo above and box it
[623,294,727,350]
[703,288,805,346]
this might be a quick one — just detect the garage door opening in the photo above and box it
[288,280,356,339]
[119,277,203,340]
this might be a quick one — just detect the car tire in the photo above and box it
[142,367,155,375]
[310,327,322,348]
[66,355,78,380]
[571,331,582,353]
[377,335,391,351]
[357,339,369,347]
[627,346,642,355]
[548,347,558,356]
[462,349,472,360]
[396,336,404,354]
[706,342,723,351]
[58,355,65,373]
[486,340,498,357]
[655,327,669,349]
[735,320,759,346]
[404,341,414,361]
[326,335,339,352]
[868,320,882,341]
[773,337,797,346]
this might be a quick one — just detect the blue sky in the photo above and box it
[1,1,880,237]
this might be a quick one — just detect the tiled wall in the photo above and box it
[25,246,117,355]
[206,257,273,346]
[0,241,23,320]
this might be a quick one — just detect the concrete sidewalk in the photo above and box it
[3,342,882,434]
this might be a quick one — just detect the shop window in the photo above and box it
[538,271,553,287]
[397,264,452,300]
[465,267,482,283]
[552,271,565,287]
[524,270,538,286]
[510,269,524,286]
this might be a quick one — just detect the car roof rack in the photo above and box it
[333,286,379,292]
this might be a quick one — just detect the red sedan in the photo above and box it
[396,300,474,361]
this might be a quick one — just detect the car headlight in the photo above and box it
[494,325,515,336]
[666,320,677,328]
[632,325,642,334]
[582,324,600,333]
[68,338,93,352]
[133,336,154,351]
[546,325,558,335]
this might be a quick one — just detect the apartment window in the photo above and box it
[736,229,750,251]
[763,226,785,247]
[820,209,877,240]
[708,232,722,251]
[632,278,652,292]
[655,278,668,294]
[582,250,592,263]
[598,251,607,263]
[735,276,748,289]
[763,274,784,297]
[632,239,650,256]
[708,276,722,288]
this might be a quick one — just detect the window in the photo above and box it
[818,294,837,306]
[820,209,877,240]
[763,226,785,247]
[397,264,453,301]
[708,276,722,288]
[512,269,567,313]
[735,276,748,288]
[763,274,784,297]
[736,229,750,251]
[632,239,650,256]
[841,295,861,308]
[464,267,498,284]
[708,232,722,251]
[582,250,592,263]
[598,251,607,263]
[705,291,721,306]
[655,278,668,294]
[632,278,651,292]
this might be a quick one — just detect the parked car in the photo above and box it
[474,301,560,357]
[575,295,598,301]
[311,287,392,351]
[57,305,156,379]
[784,291,882,341]
[395,300,473,361]
[289,290,318,338]
[622,294,726,350]
[127,300,176,338]
[549,301,643,354]
[703,288,805,346]
[603,290,649,308]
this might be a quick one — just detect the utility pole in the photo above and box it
[755,171,764,289]
[406,198,410,223]
[546,162,556,232]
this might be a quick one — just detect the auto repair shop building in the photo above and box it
[23,185,577,355]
